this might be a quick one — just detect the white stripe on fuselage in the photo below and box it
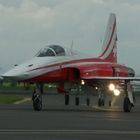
[6,54,116,81]
[26,60,114,80]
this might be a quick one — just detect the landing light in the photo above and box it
[95,87,98,90]
[109,83,115,91]
[113,89,120,96]
[81,80,85,85]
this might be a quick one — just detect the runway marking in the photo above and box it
[0,129,140,135]
[93,105,121,112]
[14,98,31,105]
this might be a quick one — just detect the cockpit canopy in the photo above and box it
[36,45,66,57]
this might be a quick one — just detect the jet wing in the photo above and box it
[82,76,140,81]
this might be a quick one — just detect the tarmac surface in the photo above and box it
[0,94,140,140]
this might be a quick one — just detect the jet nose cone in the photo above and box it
[3,67,26,80]
[3,70,17,79]
[3,67,29,81]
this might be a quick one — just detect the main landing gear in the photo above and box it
[123,97,132,112]
[98,98,105,107]
[97,88,105,107]
[32,83,43,111]
[75,83,80,106]
[123,81,135,112]
[65,94,69,105]
[64,83,80,106]
[86,97,90,106]
[64,83,91,106]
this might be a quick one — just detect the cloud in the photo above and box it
[91,0,104,4]
[0,0,140,74]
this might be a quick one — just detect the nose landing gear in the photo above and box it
[32,92,42,111]
[32,83,43,111]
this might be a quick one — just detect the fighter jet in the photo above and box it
[3,13,140,112]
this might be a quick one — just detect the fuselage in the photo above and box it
[3,46,134,83]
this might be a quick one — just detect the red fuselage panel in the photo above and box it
[23,63,129,83]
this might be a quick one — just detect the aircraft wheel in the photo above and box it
[109,100,111,107]
[32,94,42,111]
[98,98,102,106]
[75,97,79,106]
[123,97,132,112]
[65,94,69,105]
[86,98,90,106]
[98,99,104,106]
[102,99,105,106]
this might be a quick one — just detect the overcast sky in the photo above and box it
[0,0,140,75]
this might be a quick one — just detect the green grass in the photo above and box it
[0,82,56,91]
[0,83,34,90]
[0,95,24,104]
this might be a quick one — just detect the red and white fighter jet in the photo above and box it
[3,13,140,112]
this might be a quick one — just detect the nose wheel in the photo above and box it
[32,83,43,111]
[32,92,42,111]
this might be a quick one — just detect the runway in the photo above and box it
[0,94,140,140]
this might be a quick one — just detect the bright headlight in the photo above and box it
[113,89,120,96]
[95,87,98,90]
[81,80,85,85]
[109,83,115,91]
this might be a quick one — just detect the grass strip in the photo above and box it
[0,95,24,104]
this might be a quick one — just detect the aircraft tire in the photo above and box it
[109,100,111,107]
[123,97,132,112]
[86,98,90,106]
[65,94,69,105]
[98,98,102,106]
[75,97,79,106]
[102,100,105,106]
[98,99,104,106]
[33,95,42,111]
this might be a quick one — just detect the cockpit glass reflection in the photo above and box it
[36,45,65,57]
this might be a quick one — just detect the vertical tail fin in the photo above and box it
[99,13,117,63]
